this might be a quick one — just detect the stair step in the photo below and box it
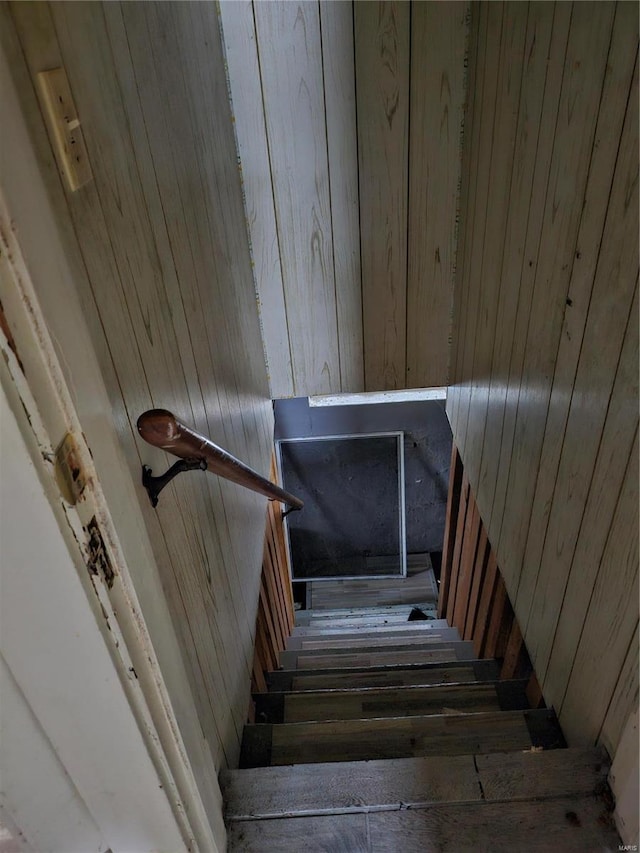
[254,679,530,723]
[309,569,438,611]
[291,618,448,637]
[222,747,609,820]
[286,626,460,651]
[296,603,436,624]
[294,613,442,632]
[239,708,566,768]
[227,794,618,852]
[297,607,440,624]
[280,640,475,670]
[268,660,501,693]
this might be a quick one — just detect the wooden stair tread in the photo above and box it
[286,627,461,651]
[280,641,475,670]
[228,794,619,852]
[254,679,530,723]
[296,603,437,623]
[291,620,450,638]
[222,747,609,820]
[295,611,442,628]
[310,571,438,611]
[268,660,501,692]
[239,708,566,767]
[292,616,446,633]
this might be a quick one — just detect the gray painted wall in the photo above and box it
[274,397,452,556]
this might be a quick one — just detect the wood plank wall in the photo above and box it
[220,1,468,396]
[439,447,538,691]
[252,459,295,695]
[4,2,276,773]
[447,2,639,756]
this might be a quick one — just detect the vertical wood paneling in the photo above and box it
[438,443,463,619]
[476,4,564,532]
[473,553,498,659]
[252,463,295,692]
[218,1,294,399]
[448,1,639,756]
[406,2,467,388]
[13,1,236,770]
[452,1,503,459]
[319,0,364,393]
[483,577,510,661]
[520,54,639,675]
[559,434,639,743]
[545,285,639,702]
[497,3,615,582]
[445,473,470,626]
[10,0,275,775]
[464,527,489,641]
[462,3,527,491]
[90,0,264,745]
[486,4,573,558]
[601,624,639,756]
[355,1,409,391]
[220,0,468,398]
[501,621,525,681]
[516,9,637,622]
[253,1,341,396]
[440,453,530,677]
[446,4,481,439]
[452,501,481,632]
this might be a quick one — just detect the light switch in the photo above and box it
[37,67,93,192]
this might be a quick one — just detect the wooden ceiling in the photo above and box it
[220,1,468,397]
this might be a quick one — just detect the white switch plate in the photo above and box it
[37,67,92,192]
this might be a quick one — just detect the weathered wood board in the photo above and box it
[446,0,638,755]
[223,747,608,821]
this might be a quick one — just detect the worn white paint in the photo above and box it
[0,22,224,848]
[0,369,185,851]
[0,652,101,852]
[356,0,410,391]
[253,1,341,396]
[218,0,294,399]
[319,0,364,393]
[309,388,447,407]
[6,1,276,780]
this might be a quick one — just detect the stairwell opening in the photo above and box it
[273,393,452,612]
[229,436,619,851]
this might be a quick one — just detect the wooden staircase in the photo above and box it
[221,605,619,851]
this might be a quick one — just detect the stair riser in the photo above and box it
[239,709,566,768]
[296,603,437,623]
[267,660,501,693]
[255,679,530,723]
[291,618,446,636]
[280,641,475,670]
[286,627,460,651]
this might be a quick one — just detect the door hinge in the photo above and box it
[86,516,115,589]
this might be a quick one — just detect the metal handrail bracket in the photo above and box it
[136,409,303,512]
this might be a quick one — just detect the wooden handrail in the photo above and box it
[137,409,303,510]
